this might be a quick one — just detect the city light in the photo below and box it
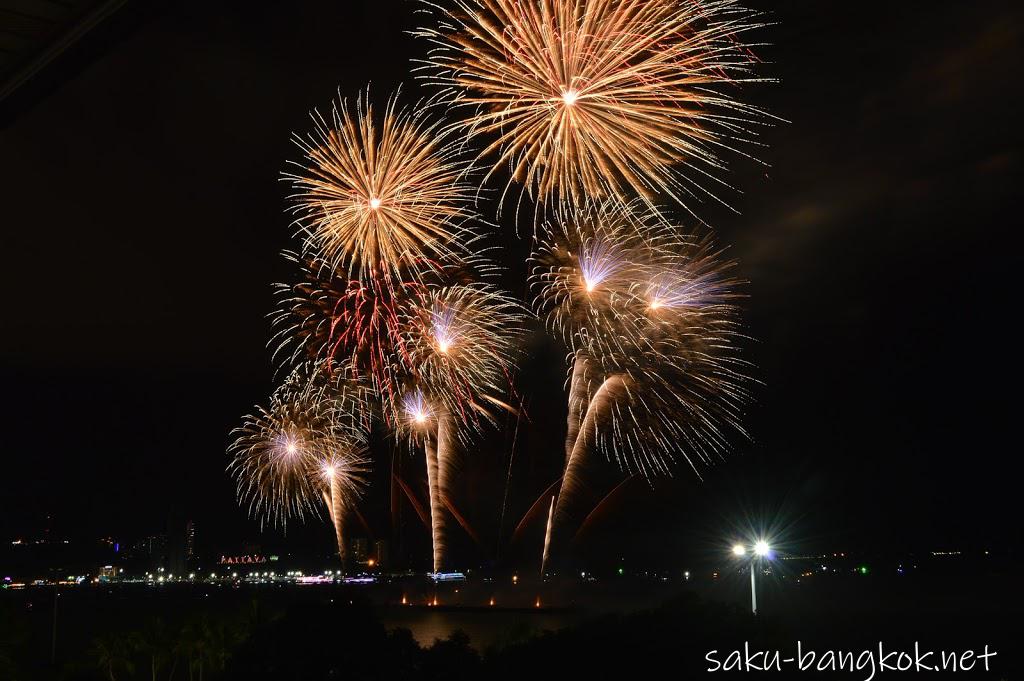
[732,538,774,616]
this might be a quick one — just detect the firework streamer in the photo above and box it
[555,375,626,522]
[564,354,591,461]
[424,427,445,572]
[423,414,460,573]
[324,483,345,563]
[511,476,563,544]
[417,0,774,215]
[570,476,636,546]
[541,495,555,574]
[542,371,628,573]
[321,447,370,567]
[400,389,449,572]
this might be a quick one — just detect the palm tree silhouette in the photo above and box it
[91,632,135,681]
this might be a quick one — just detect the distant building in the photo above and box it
[352,538,369,564]
[374,539,389,570]
[125,535,167,570]
[185,520,196,561]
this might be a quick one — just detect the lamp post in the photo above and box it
[733,540,771,615]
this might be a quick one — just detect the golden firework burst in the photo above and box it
[227,366,369,530]
[418,0,772,212]
[285,89,479,282]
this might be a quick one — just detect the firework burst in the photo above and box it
[418,0,772,212]
[271,252,510,423]
[273,250,525,571]
[285,89,481,282]
[400,282,527,425]
[270,252,421,424]
[228,366,369,564]
[530,200,658,360]
[530,200,752,568]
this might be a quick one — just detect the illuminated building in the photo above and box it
[374,539,389,570]
[352,538,369,564]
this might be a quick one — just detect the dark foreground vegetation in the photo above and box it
[1,572,1018,680]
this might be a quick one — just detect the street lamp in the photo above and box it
[733,540,771,615]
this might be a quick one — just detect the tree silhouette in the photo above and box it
[91,632,136,681]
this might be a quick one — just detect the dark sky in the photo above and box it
[1,1,1021,569]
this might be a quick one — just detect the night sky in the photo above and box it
[1,1,1021,568]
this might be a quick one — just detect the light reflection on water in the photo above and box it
[378,608,580,649]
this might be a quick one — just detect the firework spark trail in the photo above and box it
[393,471,431,529]
[541,495,555,575]
[285,89,481,283]
[400,390,458,572]
[496,399,524,560]
[511,476,563,544]
[557,374,626,516]
[327,473,347,564]
[571,476,635,546]
[441,495,485,551]
[436,411,455,534]
[544,373,627,572]
[320,444,371,568]
[417,0,774,214]
[564,354,590,461]
[424,419,446,573]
